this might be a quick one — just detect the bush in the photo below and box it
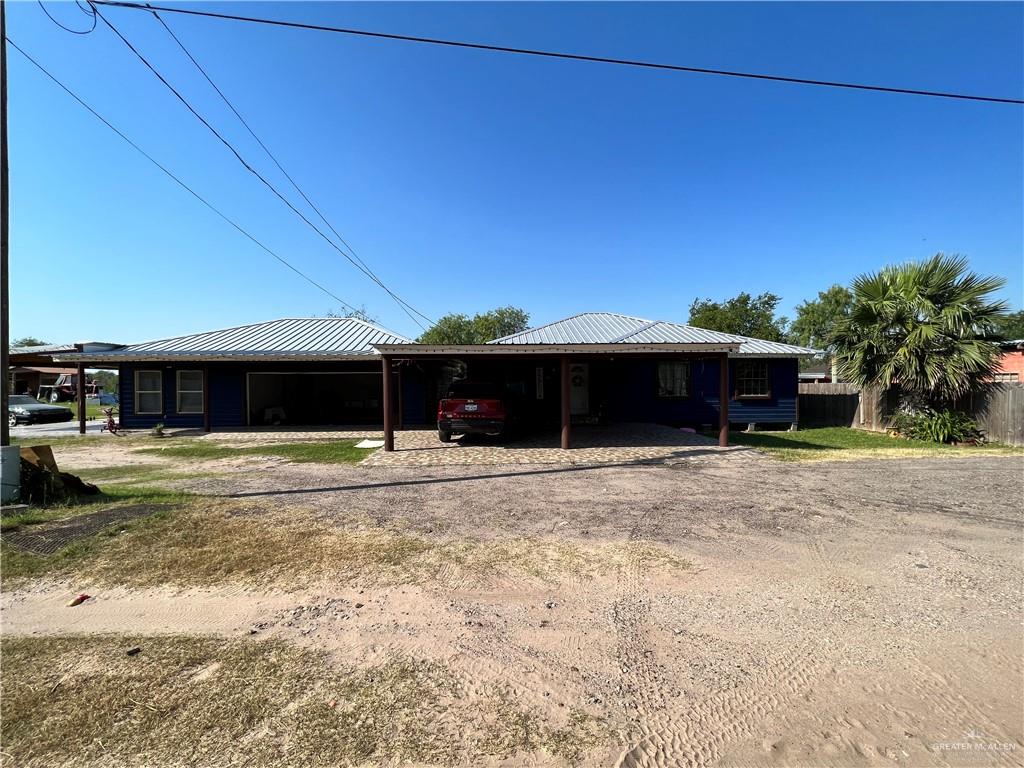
[891,409,982,444]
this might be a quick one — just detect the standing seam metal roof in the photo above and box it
[92,318,411,356]
[489,312,820,355]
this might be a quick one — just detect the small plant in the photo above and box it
[151,423,165,438]
[891,409,982,444]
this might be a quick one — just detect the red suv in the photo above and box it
[437,381,512,442]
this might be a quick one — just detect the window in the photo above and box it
[135,370,163,414]
[177,370,204,414]
[735,360,771,398]
[657,362,690,398]
[994,372,1019,383]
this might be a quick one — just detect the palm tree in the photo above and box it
[832,254,1007,408]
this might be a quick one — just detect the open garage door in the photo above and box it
[247,372,381,426]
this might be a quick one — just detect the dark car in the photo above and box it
[437,381,516,442]
[7,394,74,428]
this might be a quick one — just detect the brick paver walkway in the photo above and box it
[360,423,750,467]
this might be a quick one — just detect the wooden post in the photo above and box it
[0,0,9,448]
[203,365,211,433]
[560,357,571,449]
[396,365,404,431]
[76,363,86,435]
[718,353,729,447]
[382,356,394,451]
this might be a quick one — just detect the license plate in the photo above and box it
[463,404,478,411]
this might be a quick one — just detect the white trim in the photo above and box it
[134,369,163,415]
[176,370,204,414]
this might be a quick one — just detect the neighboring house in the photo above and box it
[8,366,77,397]
[798,366,832,384]
[994,340,1024,383]
[53,312,819,446]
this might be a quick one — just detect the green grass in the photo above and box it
[135,439,373,464]
[722,426,1024,461]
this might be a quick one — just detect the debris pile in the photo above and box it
[18,445,100,505]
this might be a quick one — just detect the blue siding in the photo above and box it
[117,356,799,431]
[606,357,797,427]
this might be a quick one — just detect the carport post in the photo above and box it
[560,357,571,449]
[718,353,729,447]
[382,356,394,452]
[76,363,86,435]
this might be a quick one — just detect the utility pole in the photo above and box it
[1,0,10,450]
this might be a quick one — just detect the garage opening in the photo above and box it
[247,372,381,426]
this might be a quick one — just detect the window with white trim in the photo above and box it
[177,370,204,414]
[135,370,163,414]
[994,372,1019,383]
[657,361,690,398]
[734,360,771,398]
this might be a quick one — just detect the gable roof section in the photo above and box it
[56,318,412,362]
[490,312,820,356]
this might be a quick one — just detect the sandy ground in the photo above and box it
[3,452,1023,767]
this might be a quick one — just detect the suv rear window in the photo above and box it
[447,381,503,399]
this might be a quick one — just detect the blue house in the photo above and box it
[57,312,818,447]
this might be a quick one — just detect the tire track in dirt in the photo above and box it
[613,505,835,767]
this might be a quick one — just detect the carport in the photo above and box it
[375,312,819,452]
[374,345,737,451]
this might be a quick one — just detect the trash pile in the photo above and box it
[19,445,100,505]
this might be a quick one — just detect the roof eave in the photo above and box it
[54,352,379,363]
[375,342,742,355]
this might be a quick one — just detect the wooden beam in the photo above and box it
[718,353,729,447]
[203,365,211,433]
[560,357,571,449]
[382,356,394,451]
[76,363,86,435]
[396,365,404,431]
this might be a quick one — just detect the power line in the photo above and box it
[91,0,1024,106]
[142,4,429,330]
[90,4,433,329]
[36,0,96,35]
[5,36,363,315]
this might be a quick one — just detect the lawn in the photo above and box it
[134,439,374,463]
[723,426,1024,461]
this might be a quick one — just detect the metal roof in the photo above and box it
[490,312,821,356]
[57,318,411,362]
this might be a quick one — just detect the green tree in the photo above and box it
[12,336,47,347]
[90,369,119,394]
[418,313,476,344]
[688,292,788,342]
[832,254,1007,407]
[990,309,1024,340]
[471,306,530,342]
[418,307,530,344]
[788,285,853,350]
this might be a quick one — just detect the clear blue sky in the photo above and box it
[8,1,1023,344]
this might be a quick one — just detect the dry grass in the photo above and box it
[2,500,689,590]
[1,635,609,767]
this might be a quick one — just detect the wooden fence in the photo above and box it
[798,382,1024,446]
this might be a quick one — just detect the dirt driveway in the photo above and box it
[3,452,1022,767]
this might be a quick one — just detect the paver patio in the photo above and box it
[360,422,751,466]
